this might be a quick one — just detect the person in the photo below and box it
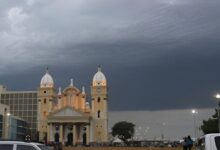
[182,137,187,150]
[186,136,193,150]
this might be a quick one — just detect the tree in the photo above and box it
[201,109,218,134]
[112,121,135,142]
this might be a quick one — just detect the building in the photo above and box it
[0,66,109,145]
[7,115,28,140]
[0,103,9,139]
[0,103,27,140]
[38,67,108,145]
[0,87,38,140]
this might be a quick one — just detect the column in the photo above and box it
[79,125,82,143]
[90,121,94,142]
[86,125,90,145]
[50,124,53,142]
[73,124,76,145]
[59,124,63,144]
[47,124,50,142]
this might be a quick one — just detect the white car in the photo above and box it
[197,134,220,150]
[0,141,50,150]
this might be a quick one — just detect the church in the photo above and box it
[37,66,109,145]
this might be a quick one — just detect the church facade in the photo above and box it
[37,67,108,145]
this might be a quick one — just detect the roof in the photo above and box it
[40,69,54,88]
[47,106,91,123]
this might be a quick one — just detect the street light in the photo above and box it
[215,94,220,133]
[162,122,166,140]
[6,113,11,139]
[191,109,198,139]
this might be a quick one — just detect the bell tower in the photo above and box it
[91,66,108,142]
[38,68,56,141]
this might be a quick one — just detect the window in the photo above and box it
[19,94,23,98]
[24,93,29,98]
[9,94,14,99]
[17,145,37,150]
[24,99,28,104]
[24,105,28,110]
[97,110,101,118]
[215,136,220,150]
[97,97,101,103]
[197,138,205,150]
[33,111,37,115]
[33,105,37,110]
[44,91,46,93]
[37,145,50,150]
[1,99,4,104]
[0,144,13,150]
[44,99,46,104]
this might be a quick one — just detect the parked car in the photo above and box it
[0,141,49,150]
[197,134,220,150]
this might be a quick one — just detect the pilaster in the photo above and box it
[47,124,50,142]
[73,124,76,145]
[86,125,90,145]
[59,124,63,144]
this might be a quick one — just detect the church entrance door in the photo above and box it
[83,133,86,145]
[54,133,59,143]
[67,133,73,146]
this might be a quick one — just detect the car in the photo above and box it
[197,134,220,150]
[0,141,50,150]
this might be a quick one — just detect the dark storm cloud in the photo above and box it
[0,0,220,110]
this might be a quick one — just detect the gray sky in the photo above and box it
[109,108,214,140]
[0,0,220,110]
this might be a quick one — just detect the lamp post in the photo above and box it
[191,109,198,139]
[215,94,220,133]
[6,113,11,139]
[161,122,166,141]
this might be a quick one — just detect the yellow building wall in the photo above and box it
[38,87,56,141]
[91,85,108,142]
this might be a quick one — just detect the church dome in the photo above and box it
[40,69,54,88]
[92,66,107,86]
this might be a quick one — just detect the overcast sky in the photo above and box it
[0,0,220,111]
[109,108,214,140]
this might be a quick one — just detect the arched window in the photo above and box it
[97,97,101,103]
[97,110,101,118]
[44,98,47,104]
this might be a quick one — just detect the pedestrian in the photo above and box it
[182,137,187,150]
[186,136,193,150]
